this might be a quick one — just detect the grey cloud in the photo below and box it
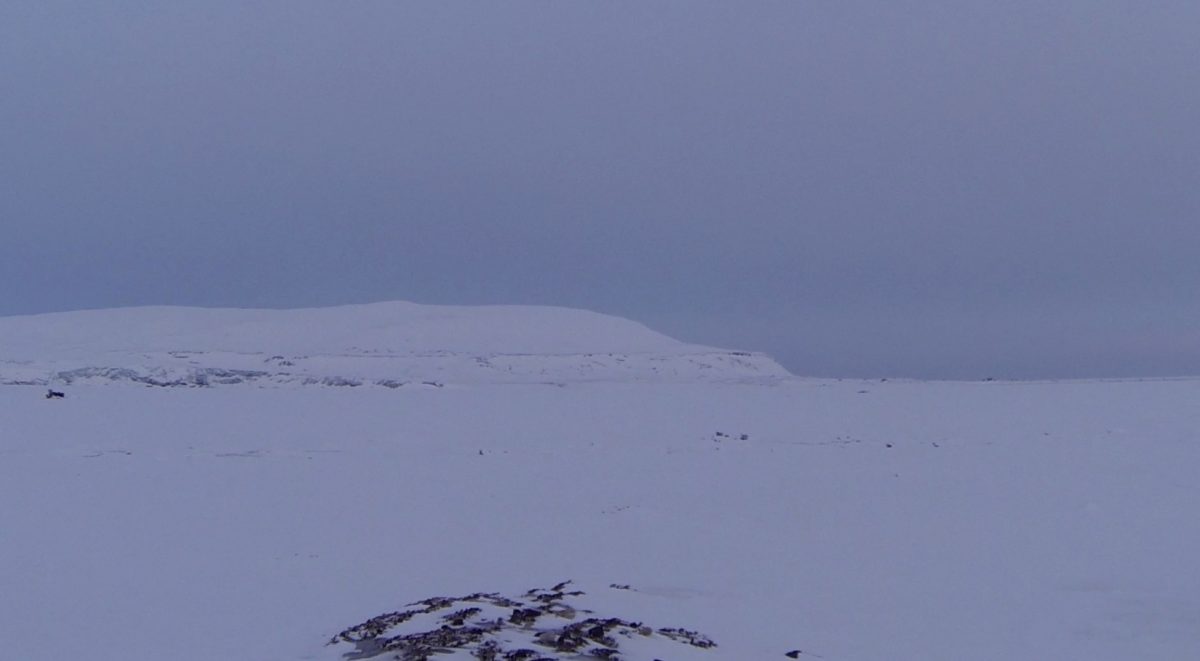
[2,1,1198,378]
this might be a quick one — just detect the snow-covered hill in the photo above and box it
[0,302,788,387]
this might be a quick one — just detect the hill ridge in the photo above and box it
[0,302,789,386]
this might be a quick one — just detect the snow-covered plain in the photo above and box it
[2,303,1199,660]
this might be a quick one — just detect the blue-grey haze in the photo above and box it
[2,2,1197,379]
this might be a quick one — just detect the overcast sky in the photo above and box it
[2,2,1197,379]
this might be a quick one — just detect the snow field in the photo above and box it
[3,377,1199,659]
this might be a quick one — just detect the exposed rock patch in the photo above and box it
[330,581,716,660]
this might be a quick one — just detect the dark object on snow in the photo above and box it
[332,581,716,660]
[45,390,65,399]
[786,651,802,659]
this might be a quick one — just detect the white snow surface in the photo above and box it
[2,304,1199,660]
[0,302,787,386]
[0,302,696,356]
